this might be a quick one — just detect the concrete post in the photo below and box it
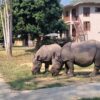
[69,8,73,40]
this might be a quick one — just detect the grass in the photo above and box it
[80,97,100,100]
[0,46,100,90]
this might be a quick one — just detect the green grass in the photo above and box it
[80,97,100,100]
[0,46,100,90]
[0,47,36,90]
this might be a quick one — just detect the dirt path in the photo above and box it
[18,82,100,100]
[0,74,100,100]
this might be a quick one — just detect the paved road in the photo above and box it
[0,76,100,100]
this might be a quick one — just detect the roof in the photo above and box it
[65,0,100,7]
[45,33,58,37]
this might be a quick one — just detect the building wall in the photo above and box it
[78,4,100,41]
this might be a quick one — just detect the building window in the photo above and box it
[72,9,76,16]
[83,7,90,16]
[66,11,69,17]
[83,21,90,31]
[95,7,100,12]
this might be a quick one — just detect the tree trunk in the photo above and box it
[0,10,7,48]
[0,0,12,57]
[35,36,41,49]
[28,33,33,47]
[6,6,12,57]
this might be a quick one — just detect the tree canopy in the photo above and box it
[13,0,67,39]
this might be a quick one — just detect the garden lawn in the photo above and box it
[0,46,100,90]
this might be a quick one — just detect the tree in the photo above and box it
[33,0,66,34]
[13,0,67,48]
[13,0,37,39]
[53,19,67,33]
[0,0,12,57]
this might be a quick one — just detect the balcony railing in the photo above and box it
[72,16,78,21]
[63,16,79,22]
[63,16,70,22]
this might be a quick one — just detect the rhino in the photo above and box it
[32,44,62,74]
[51,40,100,76]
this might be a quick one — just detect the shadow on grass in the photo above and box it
[8,76,36,90]
[74,71,91,77]
[25,48,37,53]
[75,71,100,78]
[79,97,100,100]
[8,78,63,90]
[14,52,31,57]
[7,72,64,90]
[7,71,100,90]
[39,83,63,89]
[13,47,37,57]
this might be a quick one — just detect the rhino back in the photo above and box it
[71,40,97,66]
[61,42,73,61]
[61,40,97,66]
[35,44,61,61]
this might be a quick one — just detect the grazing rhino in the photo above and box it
[51,40,100,76]
[32,44,62,74]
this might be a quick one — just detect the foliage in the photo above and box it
[13,0,67,39]
[13,0,35,39]
[53,19,68,33]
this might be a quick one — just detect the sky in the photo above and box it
[61,0,70,5]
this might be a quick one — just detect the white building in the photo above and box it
[63,0,100,42]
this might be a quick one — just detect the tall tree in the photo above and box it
[0,0,12,57]
[33,0,66,34]
[13,0,37,43]
[13,0,67,48]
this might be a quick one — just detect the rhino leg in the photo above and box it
[90,49,100,76]
[66,61,74,77]
[44,63,49,73]
[90,66,99,76]
[65,63,69,75]
[90,53,100,76]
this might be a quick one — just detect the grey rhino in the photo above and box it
[51,40,100,76]
[32,44,62,74]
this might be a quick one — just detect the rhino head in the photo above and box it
[51,52,63,76]
[32,55,42,75]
